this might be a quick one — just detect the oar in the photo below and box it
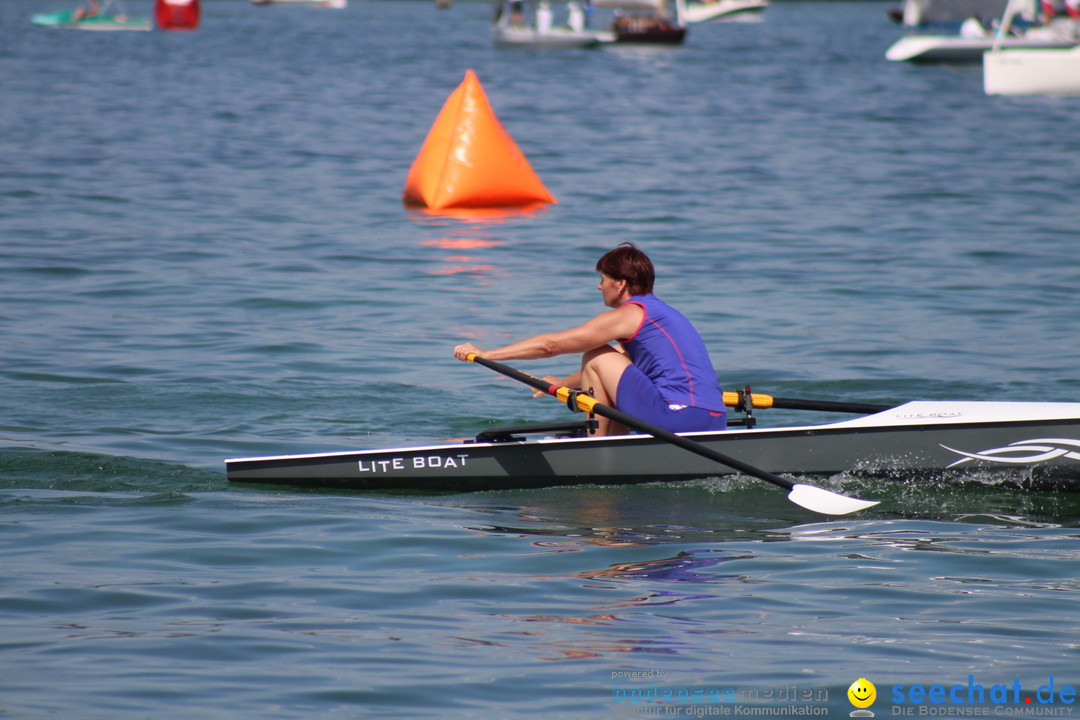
[466,355,880,516]
[722,391,893,415]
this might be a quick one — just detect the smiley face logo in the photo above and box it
[848,678,877,709]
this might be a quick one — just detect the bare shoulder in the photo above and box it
[572,303,643,345]
[616,301,644,322]
[608,301,644,336]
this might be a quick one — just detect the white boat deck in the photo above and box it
[825,401,1080,427]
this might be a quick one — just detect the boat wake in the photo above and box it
[0,446,225,495]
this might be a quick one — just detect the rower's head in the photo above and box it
[595,242,654,298]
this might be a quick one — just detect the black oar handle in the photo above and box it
[724,390,892,415]
[467,354,796,492]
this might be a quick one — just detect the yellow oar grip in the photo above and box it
[576,394,598,413]
[723,391,774,409]
[554,387,598,413]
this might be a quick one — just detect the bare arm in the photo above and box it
[453,303,643,363]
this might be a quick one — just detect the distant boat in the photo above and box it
[681,0,766,23]
[490,0,689,47]
[984,0,1080,94]
[596,0,688,43]
[885,0,1078,62]
[887,27,1077,61]
[492,0,603,48]
[251,0,347,7]
[610,14,687,42]
[32,0,152,29]
[984,45,1080,93]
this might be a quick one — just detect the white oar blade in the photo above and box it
[788,484,880,516]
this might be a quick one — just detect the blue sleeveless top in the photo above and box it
[620,294,725,412]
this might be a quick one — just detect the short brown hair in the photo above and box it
[595,242,654,296]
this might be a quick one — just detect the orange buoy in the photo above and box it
[403,70,556,211]
[155,0,199,30]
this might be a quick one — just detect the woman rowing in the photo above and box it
[453,242,726,436]
[70,0,100,21]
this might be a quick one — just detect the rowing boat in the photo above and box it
[226,400,1080,492]
[32,0,152,30]
[32,10,152,29]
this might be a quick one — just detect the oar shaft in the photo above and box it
[468,355,795,492]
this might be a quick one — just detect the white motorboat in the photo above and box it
[492,0,602,48]
[984,0,1080,93]
[984,45,1080,93]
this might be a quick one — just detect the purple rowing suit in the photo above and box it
[615,294,726,433]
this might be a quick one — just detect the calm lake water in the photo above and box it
[2,0,1080,717]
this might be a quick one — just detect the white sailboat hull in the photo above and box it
[681,0,766,23]
[886,33,1077,62]
[984,46,1080,94]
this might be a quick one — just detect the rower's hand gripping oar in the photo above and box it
[466,354,879,516]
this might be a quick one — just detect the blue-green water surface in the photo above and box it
[2,0,1080,717]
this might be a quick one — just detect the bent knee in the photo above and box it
[581,346,632,388]
[581,344,626,365]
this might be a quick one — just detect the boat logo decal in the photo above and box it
[942,438,1080,467]
[359,452,471,473]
